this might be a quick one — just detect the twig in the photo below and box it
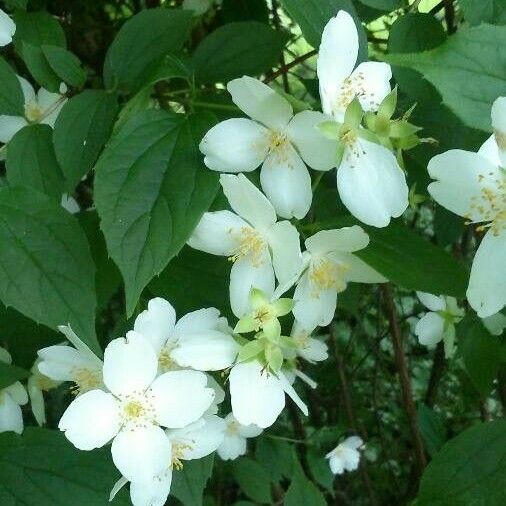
[444,0,456,34]
[424,342,446,407]
[264,49,317,84]
[380,284,427,478]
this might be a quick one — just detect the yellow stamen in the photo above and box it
[228,227,266,266]
[310,258,350,293]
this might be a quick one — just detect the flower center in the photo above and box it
[158,342,177,371]
[24,102,44,122]
[310,258,350,293]
[293,332,311,350]
[267,130,288,152]
[229,227,266,266]
[226,420,240,435]
[336,72,377,112]
[71,367,102,395]
[119,392,156,428]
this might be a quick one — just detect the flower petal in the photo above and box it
[0,115,27,143]
[416,292,446,312]
[103,331,158,396]
[37,345,96,382]
[227,76,293,130]
[491,96,506,166]
[427,149,501,222]
[220,173,277,228]
[134,298,177,354]
[111,425,171,483]
[266,220,303,286]
[467,229,506,318]
[317,10,358,116]
[0,9,15,47]
[200,118,268,172]
[0,393,23,434]
[173,307,221,336]
[306,226,369,255]
[337,139,408,227]
[478,134,501,167]
[350,61,392,112]
[277,371,308,415]
[18,76,35,104]
[217,434,247,461]
[130,471,172,506]
[229,361,285,428]
[58,390,120,450]
[4,382,28,405]
[260,145,312,219]
[172,330,239,371]
[151,370,214,428]
[415,312,445,348]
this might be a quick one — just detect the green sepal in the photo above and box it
[271,297,294,317]
[266,344,284,373]
[318,120,342,140]
[237,339,264,363]
[343,97,363,130]
[377,86,398,120]
[234,316,257,334]
[389,120,421,139]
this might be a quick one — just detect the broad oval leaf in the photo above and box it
[94,110,220,316]
[171,455,214,506]
[6,124,64,200]
[0,57,24,116]
[103,7,192,93]
[53,90,118,191]
[0,186,98,353]
[418,420,506,505]
[41,45,86,88]
[192,21,289,83]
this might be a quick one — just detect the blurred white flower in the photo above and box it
[217,412,262,461]
[58,332,215,483]
[27,358,60,426]
[290,321,328,363]
[37,325,103,395]
[200,76,337,219]
[428,96,506,318]
[414,292,464,358]
[317,10,408,227]
[0,346,28,434]
[188,174,302,317]
[61,194,80,214]
[0,77,67,143]
[0,9,15,46]
[182,0,214,16]
[326,435,364,475]
[134,297,239,372]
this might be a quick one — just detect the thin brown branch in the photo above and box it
[424,342,446,407]
[264,49,317,84]
[380,284,427,478]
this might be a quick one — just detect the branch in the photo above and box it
[264,49,318,84]
[424,342,446,407]
[380,284,427,478]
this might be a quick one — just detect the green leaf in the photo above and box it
[18,43,62,92]
[332,216,468,298]
[0,186,98,354]
[384,24,506,132]
[4,0,28,8]
[6,124,64,200]
[41,45,86,88]
[280,0,366,59]
[307,448,334,492]
[103,8,192,93]
[0,428,130,505]
[232,457,272,504]
[418,420,506,505]
[458,316,501,397]
[417,404,446,458]
[460,0,506,26]
[192,22,289,83]
[358,0,402,10]
[53,90,118,191]
[171,455,214,506]
[0,361,29,390]
[255,438,294,482]
[94,110,220,316]
[0,57,24,116]
[285,454,326,506]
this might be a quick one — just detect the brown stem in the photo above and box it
[444,0,456,34]
[380,284,427,478]
[264,49,317,84]
[424,342,446,407]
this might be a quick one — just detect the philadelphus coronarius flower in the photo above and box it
[326,436,364,475]
[289,321,329,364]
[0,346,28,434]
[414,292,464,359]
[188,173,302,317]
[428,97,506,317]
[199,75,336,219]
[133,297,239,372]
[37,325,104,395]
[58,331,215,483]
[28,359,60,426]
[0,77,67,144]
[0,9,15,47]
[217,412,262,461]
[292,226,386,330]
[317,11,409,227]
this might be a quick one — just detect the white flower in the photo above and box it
[61,194,80,214]
[326,436,364,475]
[292,226,386,329]
[317,11,408,227]
[0,347,28,434]
[0,77,67,144]
[0,9,15,47]
[199,76,337,219]
[482,312,506,336]
[290,321,328,363]
[427,97,506,318]
[58,332,215,483]
[134,297,239,372]
[414,292,464,358]
[188,174,303,317]
[27,359,60,426]
[217,412,262,461]
[229,359,308,429]
[37,325,103,395]
[182,0,214,16]
[110,414,226,506]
